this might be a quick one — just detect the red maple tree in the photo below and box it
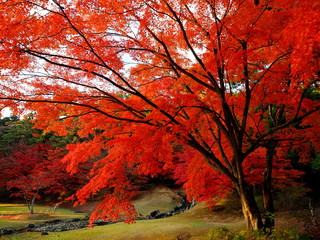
[0,144,83,213]
[0,0,319,230]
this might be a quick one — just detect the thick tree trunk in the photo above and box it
[237,182,264,230]
[262,145,276,230]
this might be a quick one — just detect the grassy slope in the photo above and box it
[132,185,184,216]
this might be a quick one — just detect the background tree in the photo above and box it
[0,116,86,210]
[0,0,319,230]
[1,144,56,213]
[0,143,85,213]
[0,116,41,154]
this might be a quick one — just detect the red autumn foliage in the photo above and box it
[0,0,319,229]
[0,144,84,213]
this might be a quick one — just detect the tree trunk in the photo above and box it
[262,144,276,230]
[30,203,34,214]
[237,182,264,230]
[26,200,32,213]
[29,189,39,214]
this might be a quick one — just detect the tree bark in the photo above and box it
[262,144,276,230]
[29,189,39,214]
[237,182,264,230]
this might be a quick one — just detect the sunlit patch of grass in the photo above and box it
[0,204,30,215]
[12,213,50,220]
[0,204,87,230]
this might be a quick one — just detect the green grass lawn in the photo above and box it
[0,186,309,240]
[0,203,245,240]
[0,204,87,230]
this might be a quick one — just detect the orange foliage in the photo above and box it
[0,0,319,225]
